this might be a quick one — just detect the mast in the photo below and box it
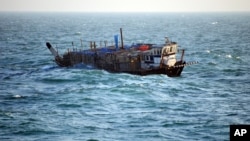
[120,28,124,49]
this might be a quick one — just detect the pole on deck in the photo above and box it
[181,49,185,62]
[80,39,83,47]
[94,42,96,50]
[90,41,92,50]
[120,28,124,49]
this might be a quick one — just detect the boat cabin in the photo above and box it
[140,39,178,69]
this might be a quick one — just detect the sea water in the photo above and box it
[0,12,250,141]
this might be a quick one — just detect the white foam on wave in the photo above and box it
[13,95,22,98]
[211,21,218,25]
[226,54,232,58]
[41,65,55,70]
[75,32,81,35]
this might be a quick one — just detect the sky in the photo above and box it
[0,0,249,12]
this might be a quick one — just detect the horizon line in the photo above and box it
[0,10,250,13]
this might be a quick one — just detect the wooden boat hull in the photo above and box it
[53,51,185,77]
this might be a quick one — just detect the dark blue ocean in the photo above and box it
[0,12,250,141]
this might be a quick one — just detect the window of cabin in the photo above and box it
[150,56,153,61]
